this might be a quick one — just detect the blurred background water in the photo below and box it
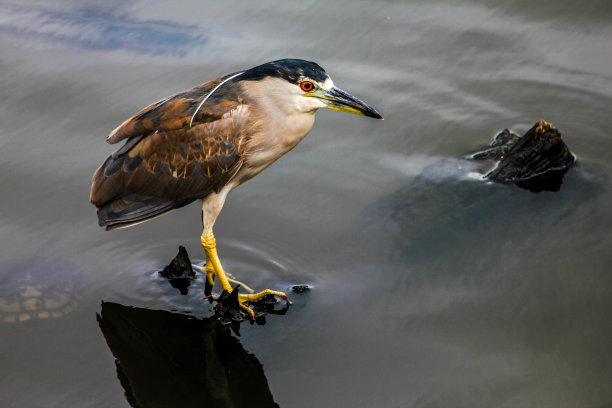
[1,1,611,407]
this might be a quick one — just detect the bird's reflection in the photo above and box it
[97,302,280,408]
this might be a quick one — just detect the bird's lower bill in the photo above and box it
[312,87,383,120]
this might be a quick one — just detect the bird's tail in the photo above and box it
[95,193,196,230]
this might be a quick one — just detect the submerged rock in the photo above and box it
[0,257,82,323]
[364,120,602,254]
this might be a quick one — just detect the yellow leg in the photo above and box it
[203,263,215,286]
[201,231,289,319]
[200,232,233,291]
[192,263,254,292]
[190,263,215,285]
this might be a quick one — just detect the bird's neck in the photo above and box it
[245,108,315,173]
[242,77,318,144]
[237,79,318,183]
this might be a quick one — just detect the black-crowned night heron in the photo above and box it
[90,59,383,319]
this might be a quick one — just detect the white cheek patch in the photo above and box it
[320,77,334,91]
[310,98,327,110]
[297,95,326,112]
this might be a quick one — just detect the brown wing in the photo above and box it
[90,77,255,230]
[106,74,239,144]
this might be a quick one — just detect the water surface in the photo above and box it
[1,1,611,407]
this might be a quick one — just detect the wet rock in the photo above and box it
[469,128,521,161]
[363,120,592,252]
[477,120,576,192]
[291,285,311,293]
[160,247,291,323]
[214,287,287,326]
[214,287,247,325]
[158,246,196,295]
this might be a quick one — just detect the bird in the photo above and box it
[90,58,383,319]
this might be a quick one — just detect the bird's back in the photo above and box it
[90,75,254,230]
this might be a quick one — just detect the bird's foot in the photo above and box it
[201,232,287,320]
[203,277,288,320]
[213,285,290,322]
[238,289,290,320]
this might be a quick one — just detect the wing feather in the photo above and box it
[90,76,254,229]
[106,74,240,144]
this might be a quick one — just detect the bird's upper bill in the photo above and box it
[307,87,383,120]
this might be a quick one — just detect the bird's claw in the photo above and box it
[212,284,290,322]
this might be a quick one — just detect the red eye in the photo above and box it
[300,81,314,92]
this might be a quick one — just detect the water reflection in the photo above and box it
[1,0,611,405]
[97,302,280,408]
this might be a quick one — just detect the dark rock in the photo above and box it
[214,286,246,325]
[159,246,195,279]
[363,120,591,252]
[291,285,311,293]
[158,246,196,295]
[483,120,575,192]
[160,247,289,321]
[469,128,521,161]
[213,286,288,326]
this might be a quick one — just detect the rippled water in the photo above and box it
[1,1,611,407]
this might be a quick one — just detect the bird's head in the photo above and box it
[238,59,383,120]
